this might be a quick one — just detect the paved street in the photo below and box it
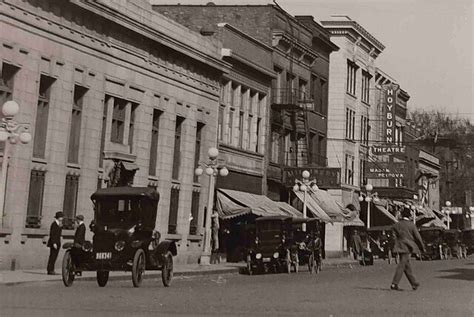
[0,259,472,317]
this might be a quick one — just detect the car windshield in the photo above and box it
[96,198,140,227]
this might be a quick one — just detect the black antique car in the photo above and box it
[443,229,463,259]
[62,187,177,288]
[462,229,474,257]
[291,218,322,274]
[419,227,444,260]
[246,216,295,274]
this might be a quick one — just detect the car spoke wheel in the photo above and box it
[62,250,75,287]
[308,253,315,274]
[132,249,146,287]
[97,270,109,287]
[161,251,173,287]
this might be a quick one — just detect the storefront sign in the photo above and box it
[382,84,399,144]
[283,167,341,189]
[371,144,406,155]
[365,162,407,179]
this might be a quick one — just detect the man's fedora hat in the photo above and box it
[75,215,84,221]
[55,211,64,219]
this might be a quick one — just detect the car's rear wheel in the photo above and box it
[97,270,109,287]
[62,250,75,287]
[132,249,146,287]
[161,251,173,287]
[308,253,315,274]
[246,255,253,275]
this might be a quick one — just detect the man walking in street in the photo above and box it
[390,207,425,291]
[47,211,63,275]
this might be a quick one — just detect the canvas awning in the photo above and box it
[343,216,365,227]
[293,190,332,223]
[309,189,348,221]
[216,189,302,219]
[373,201,398,223]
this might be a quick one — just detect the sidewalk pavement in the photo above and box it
[0,257,358,286]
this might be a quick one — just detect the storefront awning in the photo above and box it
[309,189,348,221]
[343,216,365,227]
[373,201,398,223]
[293,190,332,223]
[216,189,302,219]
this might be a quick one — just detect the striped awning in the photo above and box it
[293,190,332,223]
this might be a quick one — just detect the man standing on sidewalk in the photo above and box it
[47,211,63,275]
[390,207,425,290]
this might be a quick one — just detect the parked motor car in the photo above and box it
[419,227,444,260]
[291,218,322,274]
[442,229,463,259]
[62,187,177,288]
[246,216,295,274]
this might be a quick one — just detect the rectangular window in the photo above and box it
[62,174,79,230]
[345,108,356,140]
[111,97,126,144]
[193,123,204,183]
[247,114,253,151]
[33,75,55,158]
[0,63,19,112]
[227,109,234,145]
[189,191,200,235]
[361,71,371,103]
[238,111,244,148]
[360,159,366,186]
[360,115,369,146]
[172,117,184,180]
[99,96,109,167]
[346,61,358,96]
[68,85,87,164]
[255,117,262,153]
[218,105,224,141]
[168,187,179,234]
[128,103,137,152]
[320,79,328,115]
[271,127,281,163]
[25,170,46,228]
[344,154,354,185]
[149,109,162,176]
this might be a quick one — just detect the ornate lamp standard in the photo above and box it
[467,206,474,229]
[358,183,379,229]
[194,147,228,265]
[0,100,32,226]
[444,201,452,230]
[411,194,419,225]
[293,170,318,232]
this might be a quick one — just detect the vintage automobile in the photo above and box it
[62,187,177,288]
[443,229,463,259]
[367,226,396,264]
[419,227,444,260]
[246,216,295,274]
[462,229,474,257]
[291,218,322,274]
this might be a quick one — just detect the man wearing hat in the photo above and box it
[390,207,426,291]
[47,211,63,275]
[73,215,86,249]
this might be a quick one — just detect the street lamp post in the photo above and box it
[412,195,418,224]
[0,100,32,227]
[445,201,452,230]
[293,170,318,232]
[359,184,378,252]
[466,206,474,230]
[194,147,228,265]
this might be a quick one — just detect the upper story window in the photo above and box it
[344,154,355,185]
[0,62,19,108]
[361,70,371,103]
[346,61,358,96]
[360,115,369,146]
[68,85,87,164]
[345,108,356,140]
[33,75,55,159]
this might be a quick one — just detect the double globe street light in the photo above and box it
[195,147,228,265]
[358,183,379,230]
[444,201,452,230]
[0,100,32,226]
[467,206,474,229]
[293,170,318,232]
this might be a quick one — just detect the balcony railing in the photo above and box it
[271,88,314,111]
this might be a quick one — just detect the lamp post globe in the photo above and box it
[293,184,299,192]
[205,167,214,176]
[365,196,371,202]
[9,137,17,144]
[365,184,373,192]
[413,194,418,201]
[219,167,229,177]
[194,167,203,176]
[299,184,307,192]
[469,206,474,213]
[1,100,20,118]
[302,170,310,179]
[19,132,32,144]
[446,201,451,207]
[358,195,364,202]
[208,147,219,159]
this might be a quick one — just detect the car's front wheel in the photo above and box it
[132,249,146,287]
[62,250,75,287]
[161,251,173,287]
[97,270,109,287]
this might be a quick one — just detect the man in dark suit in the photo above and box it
[47,211,63,275]
[73,215,86,248]
[390,207,425,290]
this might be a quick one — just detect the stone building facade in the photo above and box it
[0,0,228,269]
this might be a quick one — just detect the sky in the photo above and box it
[151,0,474,122]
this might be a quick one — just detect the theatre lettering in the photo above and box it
[383,84,399,144]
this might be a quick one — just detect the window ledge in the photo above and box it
[188,234,203,241]
[344,138,356,144]
[164,233,182,241]
[67,163,81,169]
[361,100,371,107]
[22,228,48,236]
[32,157,48,165]
[346,92,357,100]
[0,227,13,236]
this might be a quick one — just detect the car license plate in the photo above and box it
[96,252,112,260]
[263,257,271,262]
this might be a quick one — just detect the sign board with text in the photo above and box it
[382,83,399,144]
[365,161,407,179]
[371,145,406,156]
[283,167,341,189]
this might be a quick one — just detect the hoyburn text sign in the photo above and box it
[383,84,399,144]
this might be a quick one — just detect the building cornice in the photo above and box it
[217,23,273,53]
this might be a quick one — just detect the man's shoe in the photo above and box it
[390,284,400,290]
[412,282,420,290]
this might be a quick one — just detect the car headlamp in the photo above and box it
[273,252,279,259]
[255,253,262,260]
[127,226,135,235]
[114,240,126,252]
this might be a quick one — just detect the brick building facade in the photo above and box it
[0,0,228,269]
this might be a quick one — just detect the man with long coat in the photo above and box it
[391,207,425,290]
[47,211,63,275]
